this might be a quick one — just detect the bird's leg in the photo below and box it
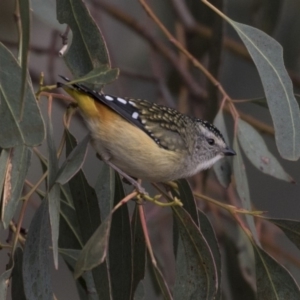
[104,159,147,195]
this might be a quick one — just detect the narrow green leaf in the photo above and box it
[47,118,58,186]
[0,269,11,300]
[74,213,112,279]
[11,248,26,300]
[109,173,132,300]
[60,183,74,206]
[59,199,83,249]
[134,281,145,300]
[47,118,60,269]
[56,134,90,185]
[56,0,110,77]
[131,205,146,295]
[67,67,119,89]
[265,218,300,251]
[66,131,101,244]
[198,210,222,299]
[213,110,232,188]
[59,249,100,300]
[31,0,64,31]
[18,0,30,119]
[59,248,81,261]
[48,184,60,270]
[0,43,45,148]
[227,19,300,160]
[1,145,31,228]
[94,162,115,221]
[254,245,300,299]
[235,227,256,292]
[172,206,217,299]
[66,130,111,298]
[23,199,52,300]
[59,198,103,300]
[149,258,172,300]
[223,235,256,300]
[233,138,259,244]
[238,119,294,183]
[174,179,199,226]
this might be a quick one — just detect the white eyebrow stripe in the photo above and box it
[105,95,114,101]
[132,112,139,119]
[117,97,127,104]
[129,100,136,107]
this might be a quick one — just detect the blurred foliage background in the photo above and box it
[1,0,300,299]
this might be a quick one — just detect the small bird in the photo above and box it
[57,76,235,192]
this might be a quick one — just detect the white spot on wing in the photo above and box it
[132,112,139,119]
[129,100,136,107]
[105,95,114,101]
[117,97,127,104]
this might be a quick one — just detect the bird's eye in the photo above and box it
[207,138,215,145]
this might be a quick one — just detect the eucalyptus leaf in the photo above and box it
[172,206,217,299]
[56,134,90,185]
[94,162,115,221]
[237,119,294,183]
[223,235,256,300]
[150,261,173,300]
[266,217,300,251]
[59,248,81,261]
[236,226,256,292]
[1,145,31,228]
[23,199,52,300]
[109,173,132,300]
[59,196,104,300]
[11,248,27,300]
[233,138,259,244]
[48,184,60,270]
[198,210,222,299]
[59,249,101,300]
[59,199,83,249]
[0,43,45,148]
[65,130,101,245]
[57,0,111,77]
[131,205,146,296]
[74,213,112,279]
[254,245,300,299]
[66,130,111,298]
[18,0,30,114]
[174,179,199,226]
[47,117,60,269]
[213,110,232,188]
[67,67,119,89]
[134,281,145,300]
[225,18,300,160]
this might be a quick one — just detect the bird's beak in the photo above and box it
[223,147,236,156]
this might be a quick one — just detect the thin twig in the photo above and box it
[194,192,263,216]
[138,204,157,267]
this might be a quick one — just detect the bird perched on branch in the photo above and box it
[57,76,235,193]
